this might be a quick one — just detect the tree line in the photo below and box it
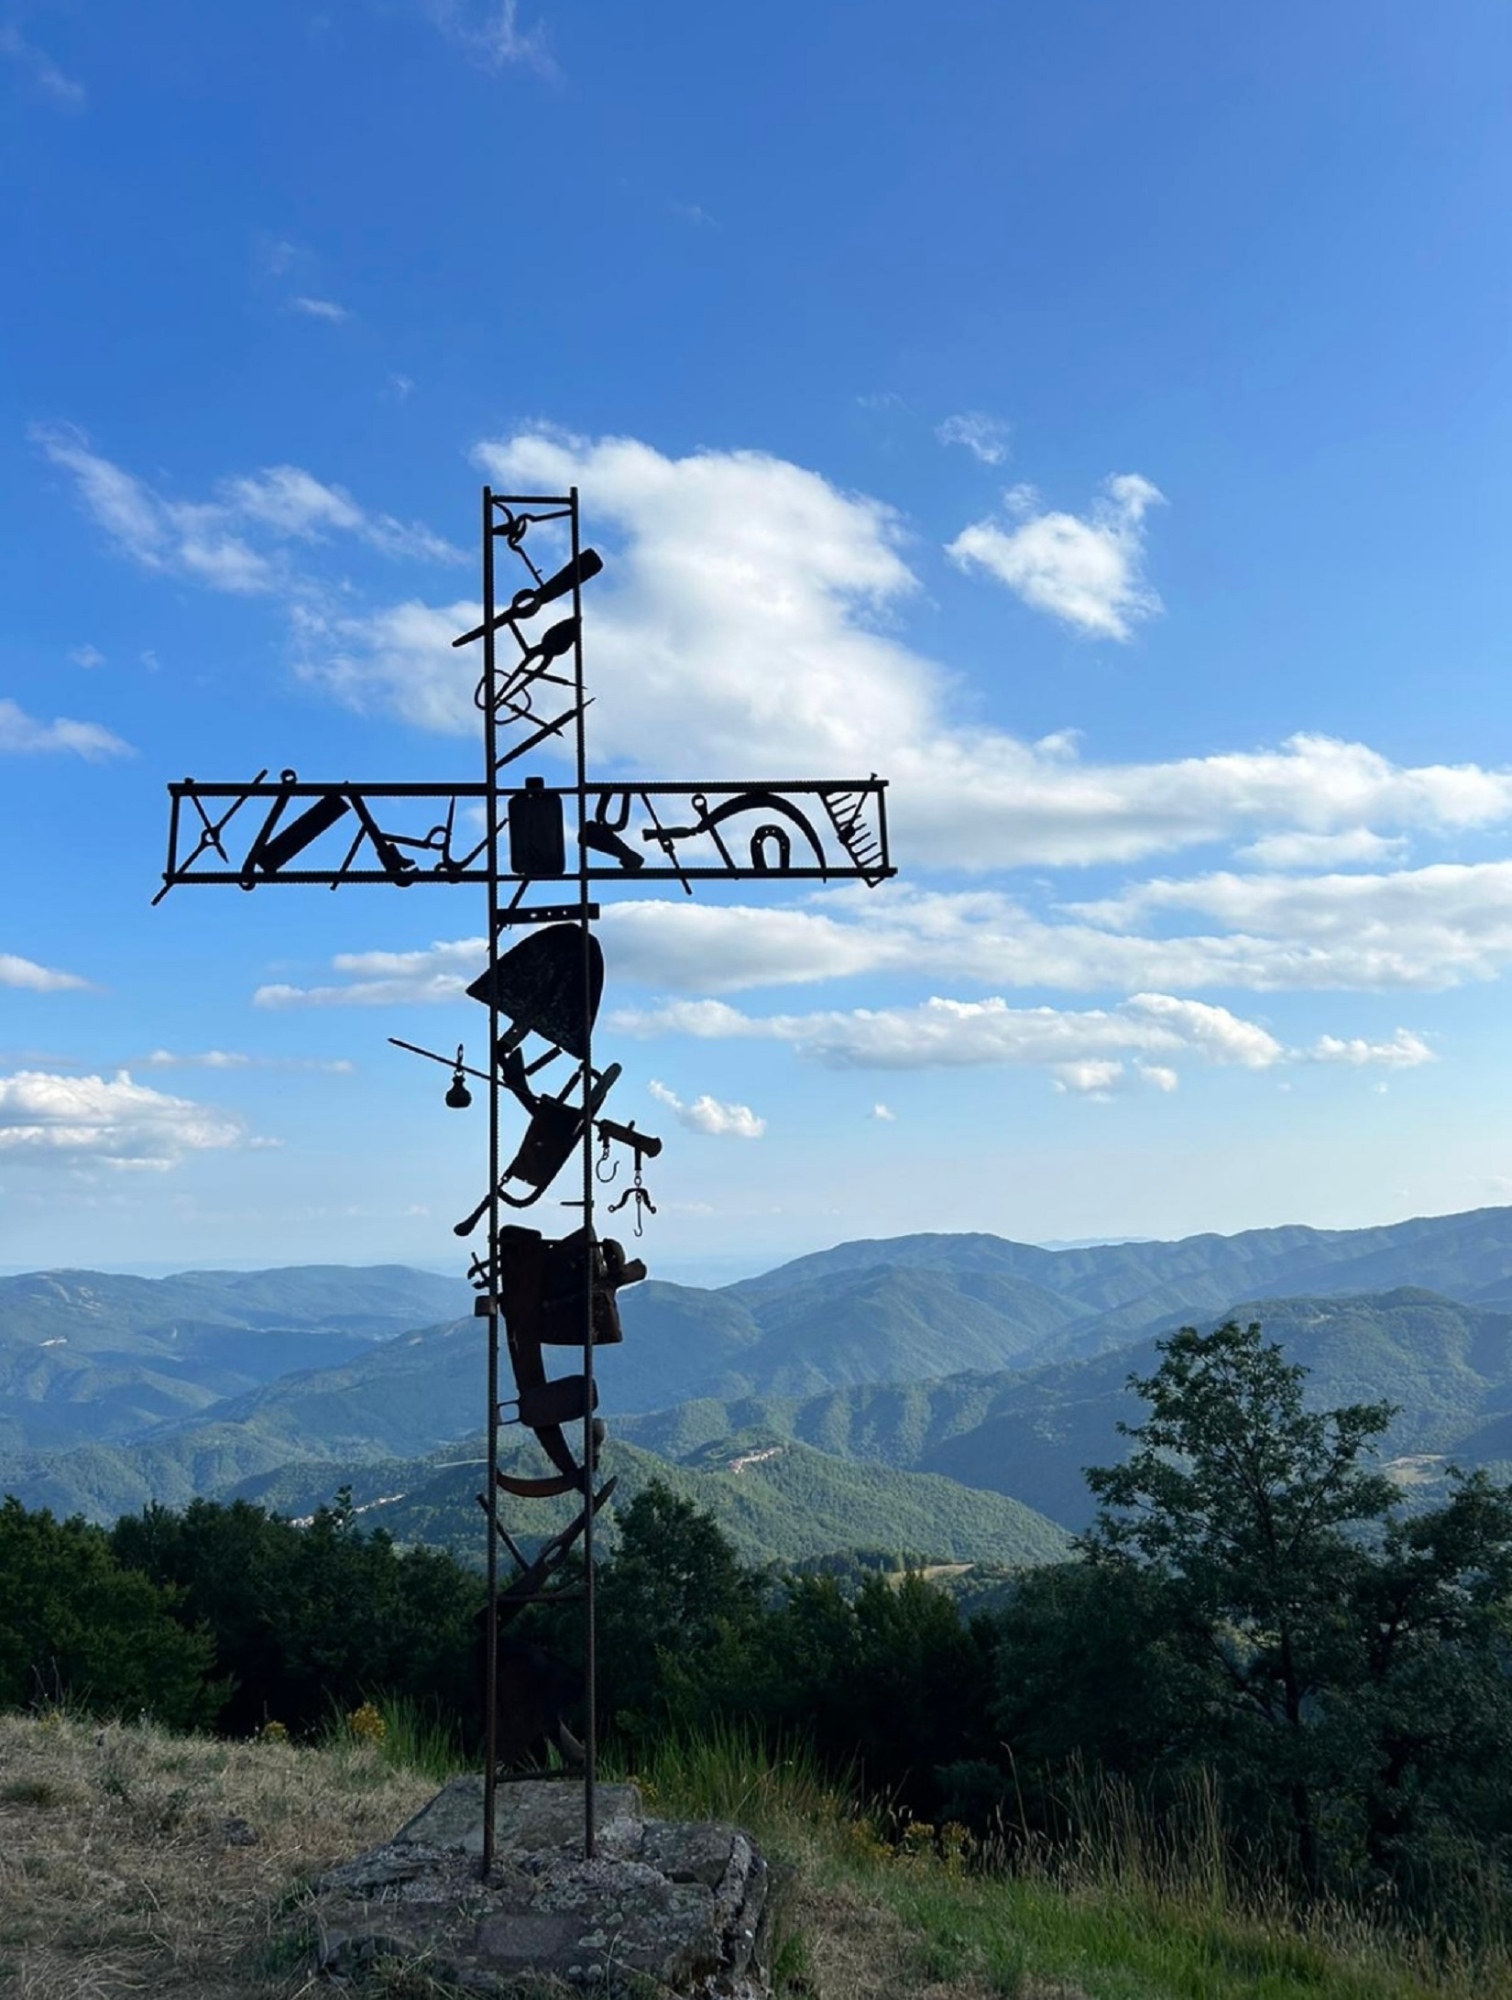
[4,1319,1512,1933]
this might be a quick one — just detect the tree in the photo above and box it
[0,1498,219,1728]
[595,1481,762,1737]
[1083,1320,1398,1883]
[1074,1320,1512,1900]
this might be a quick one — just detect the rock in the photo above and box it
[307,1777,771,1998]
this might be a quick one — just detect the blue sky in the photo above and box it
[2,0,1510,1278]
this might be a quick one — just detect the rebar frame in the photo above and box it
[154,484,897,1871]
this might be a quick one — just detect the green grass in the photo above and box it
[319,1693,473,1785]
[622,1725,1510,2000]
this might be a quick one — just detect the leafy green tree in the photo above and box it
[1083,1319,1399,1883]
[0,1497,219,1728]
[110,1494,483,1735]
[1057,1320,1512,1902]
[596,1481,762,1737]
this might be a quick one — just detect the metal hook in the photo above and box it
[607,1180,656,1238]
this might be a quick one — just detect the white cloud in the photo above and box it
[0,1071,244,1170]
[290,596,481,731]
[870,1103,896,1121]
[1051,1059,1123,1097]
[33,427,462,596]
[947,473,1165,640]
[0,954,91,994]
[34,426,275,593]
[611,991,1286,1075]
[63,425,1512,879]
[141,1049,356,1073]
[1072,861,1512,991]
[936,412,1012,466]
[249,867,1512,1012]
[69,643,105,669]
[1138,1064,1180,1092]
[648,1078,765,1138]
[0,26,85,107]
[611,989,1424,1089]
[0,698,131,761]
[1237,828,1406,869]
[290,296,350,323]
[1123,991,1282,1068]
[253,936,484,1009]
[1308,1030,1434,1070]
[421,0,555,74]
[225,466,460,561]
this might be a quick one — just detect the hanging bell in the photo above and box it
[445,1045,473,1110]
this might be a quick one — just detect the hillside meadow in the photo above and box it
[1,1711,1501,2000]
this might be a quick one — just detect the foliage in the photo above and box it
[108,1488,485,1737]
[0,1495,220,1728]
[7,1306,1512,1957]
[992,1321,1512,1926]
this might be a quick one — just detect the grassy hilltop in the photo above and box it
[1,1710,1499,2000]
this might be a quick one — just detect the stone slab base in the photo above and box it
[306,1776,771,1998]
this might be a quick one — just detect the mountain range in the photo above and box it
[9,1207,1512,1555]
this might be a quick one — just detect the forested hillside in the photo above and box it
[5,1323,1512,1970]
[11,1211,1512,1549]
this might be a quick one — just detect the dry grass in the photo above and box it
[0,1711,435,1999]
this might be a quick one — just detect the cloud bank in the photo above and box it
[0,1071,244,1169]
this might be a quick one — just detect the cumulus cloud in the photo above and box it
[1051,1059,1124,1097]
[610,989,1425,1092]
[1237,828,1406,870]
[33,426,462,595]
[611,991,1285,1074]
[336,432,1512,872]
[0,26,85,107]
[648,1078,765,1138]
[1308,1029,1434,1069]
[69,643,105,669]
[870,1103,896,1121]
[0,953,91,993]
[253,936,485,1009]
[1071,861,1512,991]
[55,425,1512,879]
[947,474,1165,640]
[0,1071,244,1169]
[0,698,131,761]
[936,412,1011,465]
[249,866,1512,1009]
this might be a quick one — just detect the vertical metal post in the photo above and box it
[481,487,502,1879]
[571,487,599,1861]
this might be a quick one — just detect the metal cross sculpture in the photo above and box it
[154,486,895,1868]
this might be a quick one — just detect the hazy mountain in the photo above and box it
[0,1266,473,1455]
[618,1286,1512,1532]
[730,1209,1512,1354]
[13,1210,1512,1541]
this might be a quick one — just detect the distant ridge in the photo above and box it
[9,1208,1512,1544]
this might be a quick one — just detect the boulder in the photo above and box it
[308,1776,771,1998]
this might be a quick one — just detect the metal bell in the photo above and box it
[445,1046,472,1109]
